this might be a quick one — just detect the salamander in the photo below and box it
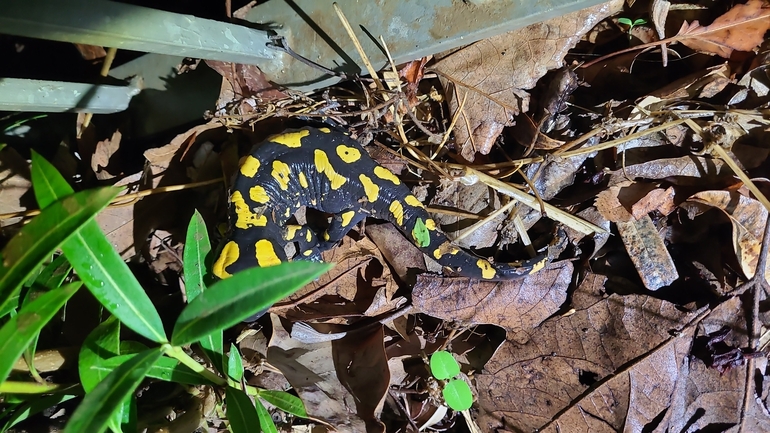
[212,127,548,281]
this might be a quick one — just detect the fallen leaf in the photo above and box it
[682,190,769,284]
[675,0,770,58]
[617,214,679,290]
[412,261,571,343]
[433,0,622,160]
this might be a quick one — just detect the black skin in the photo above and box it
[213,127,547,282]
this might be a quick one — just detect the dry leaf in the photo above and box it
[433,0,623,161]
[475,286,700,432]
[617,214,679,290]
[682,190,769,284]
[675,0,770,58]
[412,261,571,343]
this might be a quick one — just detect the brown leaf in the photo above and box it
[433,1,622,160]
[332,327,389,433]
[617,214,679,290]
[675,0,770,58]
[475,284,700,432]
[91,130,122,180]
[682,190,769,284]
[267,316,368,431]
[412,261,571,343]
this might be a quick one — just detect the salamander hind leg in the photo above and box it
[320,209,366,250]
[283,224,323,261]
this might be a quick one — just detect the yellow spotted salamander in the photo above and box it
[213,127,547,281]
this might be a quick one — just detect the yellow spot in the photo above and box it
[240,156,260,178]
[249,185,269,204]
[299,172,309,188]
[285,225,302,240]
[374,166,400,185]
[231,191,267,229]
[306,230,312,242]
[336,145,361,163]
[323,232,330,241]
[318,127,331,133]
[303,250,314,256]
[341,211,356,226]
[404,195,425,208]
[272,160,291,190]
[359,174,379,202]
[389,200,404,226]
[268,130,309,148]
[314,149,347,190]
[477,260,496,279]
[255,240,282,267]
[212,241,239,279]
[530,258,547,274]
[425,219,437,230]
[433,242,453,260]
[284,207,291,218]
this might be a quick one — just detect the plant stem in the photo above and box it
[164,345,226,386]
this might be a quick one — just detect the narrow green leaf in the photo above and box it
[0,282,81,383]
[79,316,121,392]
[199,330,224,375]
[442,379,473,411]
[63,348,162,433]
[430,351,461,380]
[183,210,210,302]
[226,386,261,433]
[30,152,167,344]
[254,397,278,433]
[1,393,78,431]
[618,17,632,26]
[100,354,213,385]
[227,343,244,382]
[34,254,71,290]
[171,262,331,346]
[0,187,118,313]
[257,390,307,418]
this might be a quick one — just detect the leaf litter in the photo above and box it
[3,0,770,431]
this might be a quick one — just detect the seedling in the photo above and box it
[428,351,473,411]
[618,17,648,34]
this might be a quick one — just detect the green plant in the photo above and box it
[428,351,473,411]
[618,17,648,35]
[0,152,331,432]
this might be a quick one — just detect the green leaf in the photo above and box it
[633,18,647,26]
[255,397,278,433]
[63,347,162,433]
[79,316,121,392]
[430,351,460,380]
[183,211,224,373]
[443,379,473,411]
[30,151,167,344]
[101,354,213,386]
[107,396,136,433]
[34,254,71,290]
[257,390,307,418]
[618,17,632,26]
[226,386,261,433]
[1,393,78,431]
[411,218,431,248]
[199,330,224,375]
[171,261,332,346]
[183,210,210,302]
[0,187,118,314]
[0,282,81,383]
[227,343,244,382]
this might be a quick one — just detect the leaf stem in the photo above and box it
[164,345,226,386]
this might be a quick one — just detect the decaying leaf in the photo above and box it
[617,214,679,290]
[675,0,770,58]
[433,0,623,161]
[682,190,770,284]
[412,262,571,343]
